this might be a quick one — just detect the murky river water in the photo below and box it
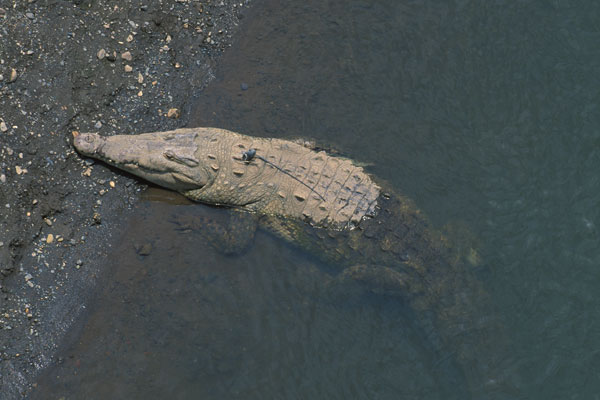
[32,1,600,398]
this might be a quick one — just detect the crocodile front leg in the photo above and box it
[338,264,413,296]
[170,208,258,255]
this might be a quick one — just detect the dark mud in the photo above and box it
[0,0,249,397]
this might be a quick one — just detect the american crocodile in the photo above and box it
[73,127,516,397]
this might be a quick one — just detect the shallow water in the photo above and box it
[33,1,600,398]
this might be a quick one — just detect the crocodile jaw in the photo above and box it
[72,131,211,192]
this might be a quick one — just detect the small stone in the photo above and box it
[167,108,180,119]
[25,12,34,19]
[27,281,34,288]
[240,83,248,91]
[83,168,92,177]
[126,34,134,42]
[9,68,17,83]
[109,181,115,188]
[46,234,54,244]
[0,8,6,16]
[92,212,101,225]
[97,48,106,59]
[15,166,23,175]
[44,218,52,226]
[137,73,144,84]
[124,65,133,72]
[0,121,7,132]
[106,51,117,62]
[121,51,132,61]
[24,274,33,281]
[94,121,102,129]
[76,259,83,266]
[0,174,5,183]
[135,242,152,256]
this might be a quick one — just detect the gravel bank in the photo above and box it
[0,0,250,397]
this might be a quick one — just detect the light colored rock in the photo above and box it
[167,108,180,119]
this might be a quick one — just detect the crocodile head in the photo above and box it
[73,130,213,192]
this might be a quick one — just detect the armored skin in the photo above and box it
[73,128,516,397]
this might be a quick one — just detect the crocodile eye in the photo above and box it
[85,135,94,143]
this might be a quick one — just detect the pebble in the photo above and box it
[92,212,101,225]
[109,181,115,188]
[94,121,102,129]
[44,218,52,226]
[0,121,7,132]
[24,274,33,281]
[9,68,17,83]
[46,234,54,244]
[137,72,144,83]
[126,34,134,42]
[25,12,34,20]
[167,108,180,119]
[0,174,5,183]
[124,65,133,72]
[121,51,132,61]
[135,242,153,256]
[97,48,106,59]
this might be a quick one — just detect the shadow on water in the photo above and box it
[32,0,600,398]
[32,189,455,399]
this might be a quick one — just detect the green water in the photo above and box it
[32,1,600,398]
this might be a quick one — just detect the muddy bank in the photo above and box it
[0,0,250,397]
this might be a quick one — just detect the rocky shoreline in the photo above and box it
[0,0,250,397]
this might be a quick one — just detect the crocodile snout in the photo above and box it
[72,132,104,156]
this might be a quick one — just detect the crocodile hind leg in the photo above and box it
[170,208,258,255]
